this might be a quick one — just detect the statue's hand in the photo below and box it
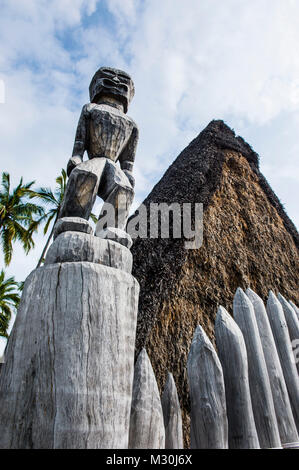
[123,170,135,188]
[67,156,82,177]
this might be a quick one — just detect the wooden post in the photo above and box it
[187,325,228,449]
[246,288,298,445]
[233,288,281,448]
[289,301,299,321]
[0,236,139,449]
[278,293,299,374]
[266,291,299,432]
[129,349,165,449]
[161,372,184,449]
[215,306,260,449]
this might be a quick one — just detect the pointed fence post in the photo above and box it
[215,306,260,449]
[129,349,165,449]
[289,301,299,321]
[187,325,228,449]
[278,294,299,374]
[161,372,184,449]
[233,288,281,449]
[266,291,299,432]
[246,289,298,445]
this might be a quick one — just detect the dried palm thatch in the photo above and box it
[130,120,299,446]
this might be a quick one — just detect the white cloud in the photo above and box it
[105,0,138,25]
[2,0,97,27]
[0,79,4,103]
[122,0,299,229]
[128,0,299,126]
[0,0,298,302]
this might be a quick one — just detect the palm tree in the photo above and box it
[31,169,67,268]
[0,270,20,338]
[0,173,45,266]
[31,168,98,268]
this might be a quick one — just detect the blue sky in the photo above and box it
[1,0,299,351]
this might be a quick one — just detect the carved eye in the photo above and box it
[117,73,130,82]
[101,69,115,77]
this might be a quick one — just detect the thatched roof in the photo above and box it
[130,120,299,445]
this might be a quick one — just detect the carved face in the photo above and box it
[89,67,135,113]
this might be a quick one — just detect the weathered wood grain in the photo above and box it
[129,349,165,449]
[187,325,228,449]
[215,306,260,449]
[289,300,299,321]
[53,216,93,240]
[266,291,299,432]
[0,261,139,448]
[278,293,299,374]
[233,288,281,448]
[45,230,133,273]
[246,288,298,445]
[161,372,184,449]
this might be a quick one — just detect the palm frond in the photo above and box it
[13,203,45,218]
[18,281,25,292]
[29,187,57,205]
[43,212,56,235]
[1,173,10,194]
[90,213,98,224]
[0,269,20,337]
[1,225,13,265]
[0,172,49,265]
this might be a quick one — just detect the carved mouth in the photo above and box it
[101,78,128,94]
[91,77,131,112]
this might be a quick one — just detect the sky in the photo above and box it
[0,0,299,351]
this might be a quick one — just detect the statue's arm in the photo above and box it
[119,124,139,187]
[67,105,89,176]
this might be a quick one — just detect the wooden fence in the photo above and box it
[130,289,299,449]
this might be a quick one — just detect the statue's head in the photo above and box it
[89,67,135,113]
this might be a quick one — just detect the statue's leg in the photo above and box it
[97,160,134,231]
[59,159,106,220]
